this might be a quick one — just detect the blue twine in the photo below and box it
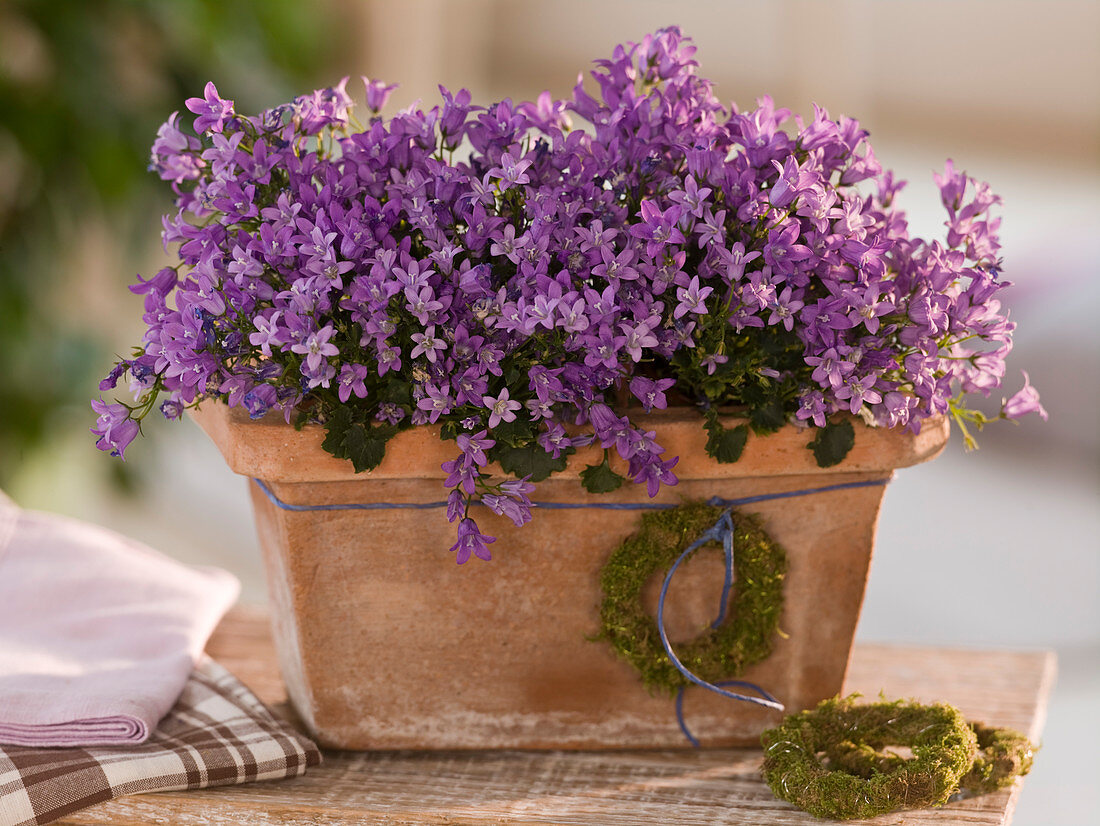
[675,681,781,748]
[657,507,784,748]
[250,474,890,747]
[252,476,890,513]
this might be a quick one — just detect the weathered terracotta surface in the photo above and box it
[191,403,948,750]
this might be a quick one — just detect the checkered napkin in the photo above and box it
[0,659,321,826]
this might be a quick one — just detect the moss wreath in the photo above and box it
[823,719,1035,797]
[598,500,787,694]
[960,722,1036,794]
[761,696,1034,820]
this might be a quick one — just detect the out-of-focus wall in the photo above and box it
[352,0,1100,163]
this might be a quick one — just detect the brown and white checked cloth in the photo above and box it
[0,659,321,826]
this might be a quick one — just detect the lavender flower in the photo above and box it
[1002,372,1048,421]
[93,27,1039,561]
[450,517,495,564]
[90,400,140,459]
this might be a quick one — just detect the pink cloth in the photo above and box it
[0,496,239,747]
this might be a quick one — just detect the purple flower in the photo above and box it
[185,81,234,133]
[806,348,852,389]
[291,324,339,373]
[674,275,713,319]
[629,201,685,258]
[796,391,829,427]
[481,493,532,528]
[633,455,679,498]
[338,363,369,403]
[487,152,533,190]
[714,242,760,282]
[629,376,675,411]
[767,286,804,331]
[129,267,178,298]
[1002,371,1047,421]
[457,430,494,466]
[700,353,728,375]
[90,400,140,459]
[99,361,130,391]
[449,517,495,564]
[96,29,1037,552]
[835,374,883,415]
[446,489,465,523]
[250,310,284,357]
[362,77,397,112]
[242,384,277,419]
[409,325,447,363]
[442,451,479,494]
[417,383,454,423]
[483,388,521,428]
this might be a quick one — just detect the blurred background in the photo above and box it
[1,1,1095,823]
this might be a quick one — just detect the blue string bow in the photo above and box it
[657,504,784,748]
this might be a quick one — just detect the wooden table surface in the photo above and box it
[58,606,1055,825]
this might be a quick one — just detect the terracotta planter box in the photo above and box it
[192,402,948,750]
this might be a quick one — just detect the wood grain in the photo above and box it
[54,606,1055,826]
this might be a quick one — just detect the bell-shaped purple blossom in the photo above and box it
[1002,372,1048,421]
[185,81,234,134]
[449,517,495,564]
[90,400,140,459]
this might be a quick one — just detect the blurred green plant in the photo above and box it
[0,0,343,484]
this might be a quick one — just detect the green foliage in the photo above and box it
[703,410,749,464]
[808,419,855,467]
[341,423,396,473]
[598,501,787,694]
[665,319,807,433]
[490,443,571,483]
[320,407,354,455]
[0,0,340,484]
[580,455,624,494]
[748,400,787,434]
[322,407,396,473]
[486,416,535,448]
[379,378,413,407]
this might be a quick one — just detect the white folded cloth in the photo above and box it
[0,496,239,747]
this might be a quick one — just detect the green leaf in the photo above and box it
[749,401,787,435]
[491,443,570,482]
[380,379,412,406]
[809,419,855,468]
[341,423,396,473]
[489,416,535,447]
[321,407,353,459]
[580,456,624,494]
[706,422,749,464]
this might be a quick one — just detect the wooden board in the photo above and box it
[55,606,1056,825]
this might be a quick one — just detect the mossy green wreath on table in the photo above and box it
[761,696,1036,820]
[960,722,1036,794]
[598,500,787,694]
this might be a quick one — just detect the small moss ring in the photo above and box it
[761,696,978,820]
[598,500,787,694]
[960,722,1035,794]
[819,718,1035,797]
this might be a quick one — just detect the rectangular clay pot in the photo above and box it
[191,403,948,750]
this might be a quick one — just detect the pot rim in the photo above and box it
[189,401,950,484]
